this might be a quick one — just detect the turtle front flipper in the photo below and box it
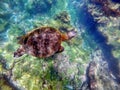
[56,46,64,53]
[14,46,25,58]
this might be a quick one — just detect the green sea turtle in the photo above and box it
[14,26,77,58]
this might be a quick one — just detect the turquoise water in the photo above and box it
[0,0,120,90]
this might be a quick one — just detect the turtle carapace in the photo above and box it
[14,27,77,58]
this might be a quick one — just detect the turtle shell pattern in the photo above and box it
[18,27,62,58]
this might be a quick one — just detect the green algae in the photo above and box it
[11,56,70,90]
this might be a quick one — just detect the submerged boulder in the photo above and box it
[80,50,120,90]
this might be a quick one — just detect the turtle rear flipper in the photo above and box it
[56,46,64,53]
[14,46,25,58]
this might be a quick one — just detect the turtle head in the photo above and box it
[67,30,77,40]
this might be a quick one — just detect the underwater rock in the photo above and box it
[54,11,70,24]
[0,56,25,90]
[87,61,117,90]
[54,54,78,80]
[53,11,75,34]
[89,0,120,17]
[80,50,120,90]
[0,74,25,90]
[98,16,120,59]
[53,53,86,89]
[88,0,120,60]
[26,0,56,15]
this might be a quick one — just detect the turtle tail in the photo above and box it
[14,46,25,58]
